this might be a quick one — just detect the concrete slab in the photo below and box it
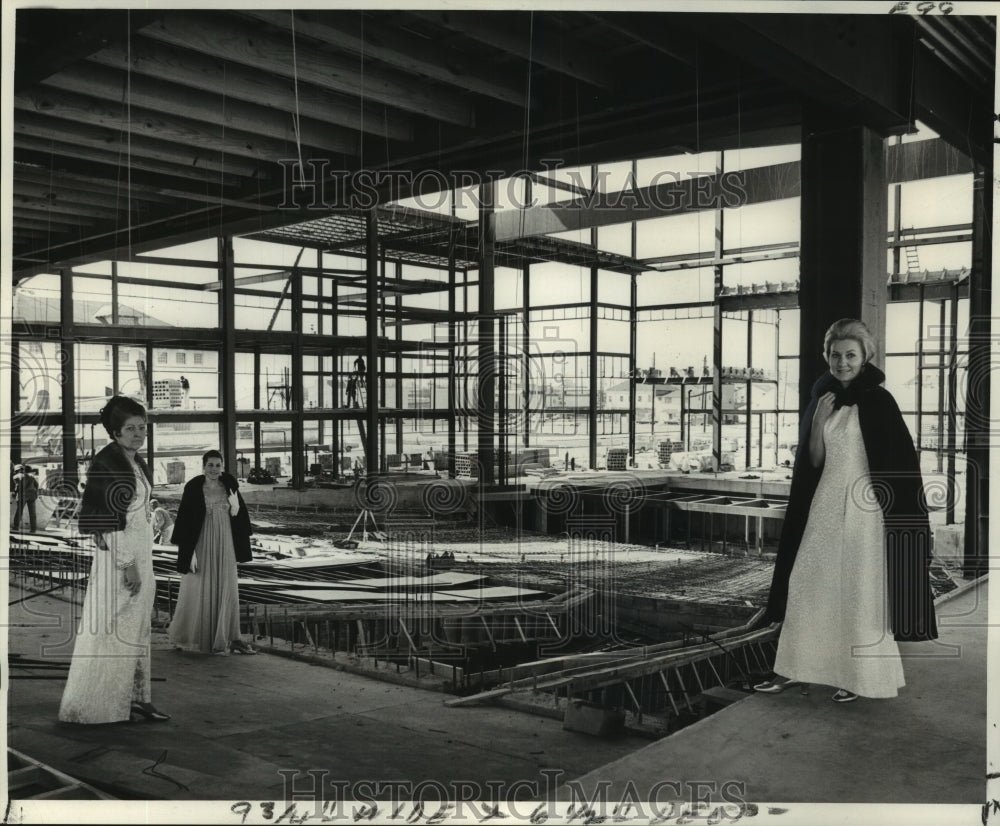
[560,579,987,807]
[8,595,639,802]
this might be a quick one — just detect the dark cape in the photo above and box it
[78,441,153,535]
[763,364,938,642]
[171,472,253,574]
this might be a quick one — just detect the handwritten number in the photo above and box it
[889,1,954,12]
[231,802,251,824]
[260,801,275,820]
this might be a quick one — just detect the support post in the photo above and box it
[219,237,238,472]
[798,114,888,412]
[60,268,77,485]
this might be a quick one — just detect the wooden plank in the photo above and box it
[143,11,473,126]
[42,62,360,154]
[397,618,418,654]
[245,10,527,107]
[17,86,330,163]
[659,670,680,717]
[480,615,496,652]
[413,10,614,89]
[15,128,253,182]
[91,35,412,141]
[674,666,694,713]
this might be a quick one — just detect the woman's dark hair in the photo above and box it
[202,449,224,466]
[99,395,147,440]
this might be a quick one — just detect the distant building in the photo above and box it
[153,379,184,408]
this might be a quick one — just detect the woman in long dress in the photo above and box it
[168,450,255,655]
[60,396,170,724]
[757,319,937,703]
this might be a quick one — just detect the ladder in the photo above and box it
[903,228,921,275]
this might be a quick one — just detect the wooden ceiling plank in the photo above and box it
[14,9,158,92]
[915,18,992,87]
[15,138,243,189]
[13,192,132,219]
[16,86,337,165]
[15,204,103,226]
[42,62,362,156]
[14,161,259,208]
[141,11,473,126]
[244,9,527,107]
[89,36,413,142]
[14,111,262,178]
[15,179,169,209]
[412,10,614,89]
[13,213,94,231]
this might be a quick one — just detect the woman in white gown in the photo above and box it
[758,319,937,702]
[60,396,170,724]
[168,450,254,655]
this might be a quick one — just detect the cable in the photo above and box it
[142,750,190,792]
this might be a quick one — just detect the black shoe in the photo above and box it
[130,702,171,722]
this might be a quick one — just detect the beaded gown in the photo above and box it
[168,482,241,653]
[772,404,905,698]
[59,462,154,724]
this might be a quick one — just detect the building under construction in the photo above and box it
[4,4,992,819]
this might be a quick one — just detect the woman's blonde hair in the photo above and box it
[823,318,877,363]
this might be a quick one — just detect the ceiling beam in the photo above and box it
[243,9,528,108]
[15,179,169,211]
[14,115,262,180]
[411,10,614,89]
[495,137,971,243]
[13,213,95,232]
[16,86,348,165]
[691,13,916,136]
[140,11,474,126]
[12,161,260,208]
[14,9,159,92]
[915,16,994,86]
[583,11,699,67]
[88,35,413,143]
[13,192,131,220]
[41,62,362,156]
[913,38,992,167]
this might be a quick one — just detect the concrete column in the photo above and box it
[798,113,888,411]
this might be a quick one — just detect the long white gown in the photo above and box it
[772,405,905,698]
[59,462,155,723]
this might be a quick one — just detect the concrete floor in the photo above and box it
[7,594,640,803]
[561,578,988,813]
[7,578,987,823]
